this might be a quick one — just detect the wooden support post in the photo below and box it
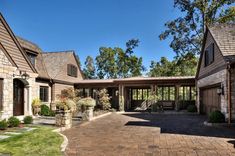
[175,85,180,111]
[118,84,124,111]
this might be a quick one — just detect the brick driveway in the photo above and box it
[63,112,235,156]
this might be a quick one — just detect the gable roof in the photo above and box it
[16,36,50,79]
[196,24,235,78]
[0,42,17,67]
[209,24,235,57]
[42,51,84,79]
[0,13,37,73]
[16,36,42,54]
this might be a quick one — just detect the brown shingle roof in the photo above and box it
[16,36,42,54]
[209,24,235,57]
[16,36,50,79]
[42,51,74,79]
[77,76,195,84]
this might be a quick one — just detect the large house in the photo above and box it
[0,13,84,119]
[0,13,234,123]
[196,24,235,122]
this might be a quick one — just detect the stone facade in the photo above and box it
[55,110,72,128]
[0,49,16,119]
[0,49,39,119]
[197,69,228,118]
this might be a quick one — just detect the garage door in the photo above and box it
[200,86,221,115]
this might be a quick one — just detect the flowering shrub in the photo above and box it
[56,98,76,111]
[77,97,96,108]
[97,89,111,110]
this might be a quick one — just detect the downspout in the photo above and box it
[227,62,231,125]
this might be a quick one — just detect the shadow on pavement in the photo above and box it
[123,112,235,139]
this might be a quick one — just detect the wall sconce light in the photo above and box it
[217,84,224,95]
[21,72,30,80]
[13,71,30,80]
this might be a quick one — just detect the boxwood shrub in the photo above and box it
[23,116,33,124]
[187,105,197,112]
[209,110,225,123]
[0,119,8,130]
[40,104,50,116]
[8,116,20,127]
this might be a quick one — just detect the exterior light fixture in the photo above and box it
[21,72,30,80]
[217,84,224,95]
[13,71,30,80]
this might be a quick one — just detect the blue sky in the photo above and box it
[0,0,182,72]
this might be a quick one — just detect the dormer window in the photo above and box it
[26,52,36,66]
[67,64,77,77]
[205,43,214,67]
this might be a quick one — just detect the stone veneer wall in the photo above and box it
[197,69,228,118]
[0,49,16,119]
[0,49,38,119]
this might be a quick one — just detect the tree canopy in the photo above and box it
[83,56,96,79]
[81,39,145,79]
[148,53,198,77]
[159,0,235,57]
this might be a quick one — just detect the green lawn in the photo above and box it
[0,126,63,156]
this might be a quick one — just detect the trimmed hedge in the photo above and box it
[0,119,8,130]
[8,116,20,127]
[187,105,197,112]
[23,116,33,124]
[209,110,225,123]
[40,104,55,116]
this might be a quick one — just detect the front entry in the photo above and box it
[13,79,24,116]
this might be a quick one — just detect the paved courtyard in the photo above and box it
[63,112,235,156]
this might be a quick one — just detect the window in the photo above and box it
[27,53,36,66]
[132,89,138,100]
[157,86,175,101]
[40,86,48,102]
[179,86,196,101]
[67,64,77,77]
[132,89,151,100]
[205,43,214,66]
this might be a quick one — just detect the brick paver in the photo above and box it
[63,112,235,156]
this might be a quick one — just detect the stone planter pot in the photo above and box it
[55,110,72,128]
[50,102,56,111]
[33,106,41,116]
[83,106,94,121]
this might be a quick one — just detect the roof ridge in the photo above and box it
[43,50,75,54]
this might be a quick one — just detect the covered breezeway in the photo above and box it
[74,76,196,111]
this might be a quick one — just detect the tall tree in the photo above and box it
[96,47,118,79]
[96,39,145,79]
[83,56,96,79]
[148,54,198,77]
[159,0,235,57]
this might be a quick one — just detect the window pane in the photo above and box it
[185,86,190,100]
[157,87,163,100]
[191,87,196,100]
[138,89,143,100]
[169,87,175,100]
[84,89,89,97]
[163,87,169,100]
[179,87,184,100]
[143,89,148,100]
[132,89,137,100]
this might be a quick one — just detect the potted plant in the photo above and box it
[77,97,96,120]
[55,98,75,128]
[32,98,41,116]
